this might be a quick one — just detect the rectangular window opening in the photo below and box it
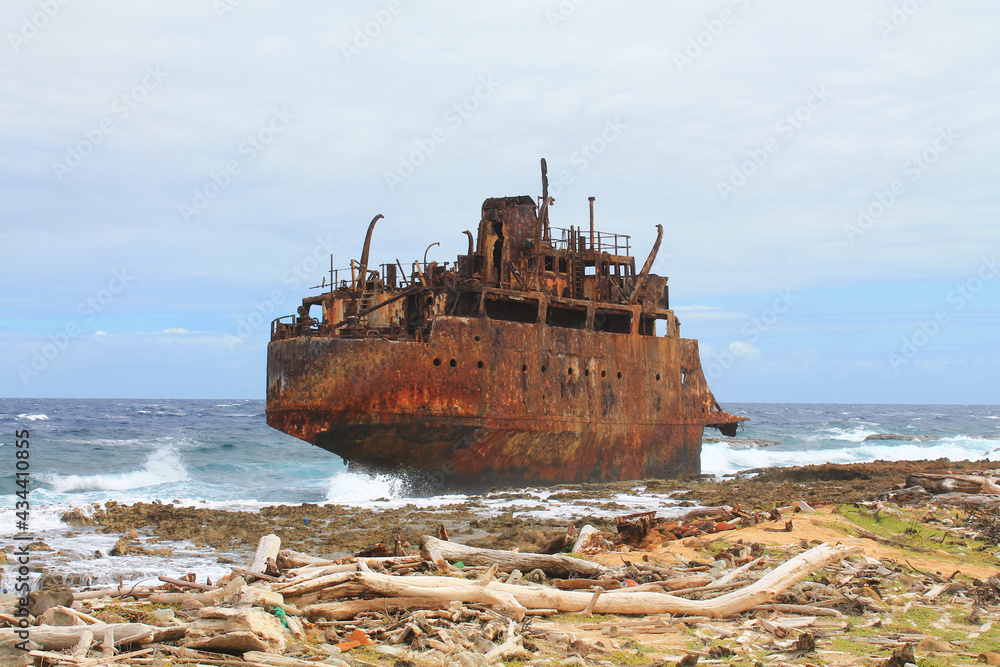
[546,305,587,329]
[452,292,480,317]
[485,297,538,323]
[595,309,632,334]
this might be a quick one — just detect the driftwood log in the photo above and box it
[419,535,609,578]
[148,590,222,605]
[250,534,282,575]
[0,624,182,651]
[277,549,333,570]
[906,473,1000,495]
[570,525,605,553]
[930,492,1000,507]
[309,543,860,620]
[302,596,453,621]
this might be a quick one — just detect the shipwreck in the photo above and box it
[267,160,745,488]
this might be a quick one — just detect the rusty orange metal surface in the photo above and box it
[267,160,746,489]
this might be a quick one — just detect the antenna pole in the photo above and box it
[588,197,595,250]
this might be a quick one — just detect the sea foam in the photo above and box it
[702,435,1000,477]
[41,446,189,493]
[324,471,408,504]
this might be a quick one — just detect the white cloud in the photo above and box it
[728,341,760,358]
[2,1,998,400]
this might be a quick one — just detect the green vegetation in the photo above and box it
[546,612,620,623]
[832,504,999,568]
[607,649,654,666]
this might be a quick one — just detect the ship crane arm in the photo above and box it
[628,224,663,304]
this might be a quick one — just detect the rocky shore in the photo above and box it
[49,458,995,560]
[4,458,999,667]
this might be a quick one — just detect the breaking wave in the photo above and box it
[703,435,1000,477]
[40,446,190,493]
[324,471,408,504]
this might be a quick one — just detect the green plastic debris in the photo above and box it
[455,561,465,568]
[271,605,288,628]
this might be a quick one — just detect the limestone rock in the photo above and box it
[916,637,950,653]
[186,631,269,654]
[27,590,74,617]
[185,607,286,654]
[239,585,284,608]
[36,607,85,627]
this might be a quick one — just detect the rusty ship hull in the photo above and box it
[268,315,715,486]
[267,161,745,488]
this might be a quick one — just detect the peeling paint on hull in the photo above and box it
[267,316,738,489]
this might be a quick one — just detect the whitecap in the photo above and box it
[40,446,190,493]
[324,471,407,504]
[17,414,49,421]
[702,438,1000,477]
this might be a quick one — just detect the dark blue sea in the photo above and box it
[1,399,998,589]
[2,399,999,508]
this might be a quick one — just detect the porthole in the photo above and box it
[541,365,547,373]
[600,370,606,378]
[567,368,574,375]
[584,369,590,377]
[474,335,481,341]
[433,358,442,366]
[655,373,661,381]
[617,372,623,379]
[521,364,528,372]
[449,359,457,368]
[477,361,484,369]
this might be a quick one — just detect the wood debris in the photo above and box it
[4,475,999,667]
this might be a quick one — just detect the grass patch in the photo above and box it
[608,650,654,666]
[830,636,890,658]
[546,612,620,623]
[831,505,999,568]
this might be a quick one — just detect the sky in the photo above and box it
[1,1,998,404]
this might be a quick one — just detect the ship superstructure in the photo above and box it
[267,160,745,487]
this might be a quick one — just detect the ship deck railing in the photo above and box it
[548,227,631,256]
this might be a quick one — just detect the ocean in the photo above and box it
[2,399,999,591]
